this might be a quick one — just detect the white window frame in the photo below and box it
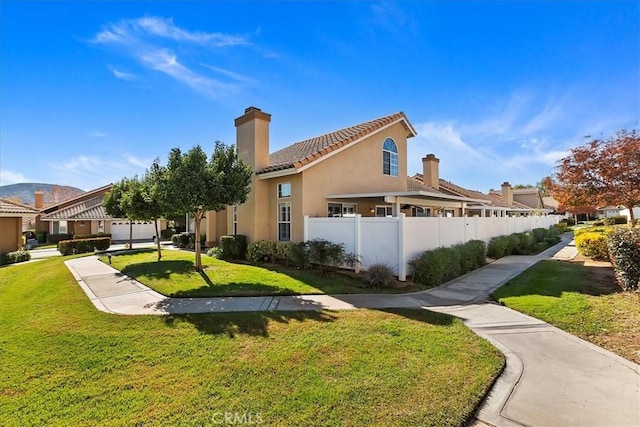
[375,206,393,217]
[327,202,357,217]
[232,205,238,235]
[277,182,292,198]
[412,206,430,217]
[277,202,291,241]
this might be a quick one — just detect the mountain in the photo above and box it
[0,183,85,206]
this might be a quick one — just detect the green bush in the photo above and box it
[219,235,247,260]
[574,226,615,237]
[575,232,610,260]
[364,263,396,289]
[47,233,73,244]
[607,228,640,291]
[160,228,175,239]
[36,231,47,244]
[604,215,628,225]
[288,242,310,269]
[57,237,111,256]
[306,239,347,273]
[73,233,111,240]
[171,232,191,248]
[410,240,486,288]
[247,240,273,263]
[562,218,576,227]
[206,247,224,259]
[487,235,511,259]
[459,240,487,271]
[553,222,568,234]
[0,250,31,265]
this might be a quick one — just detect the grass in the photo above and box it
[100,249,425,297]
[1,256,503,426]
[494,259,639,364]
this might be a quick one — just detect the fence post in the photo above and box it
[398,213,406,281]
[303,215,309,241]
[354,214,361,274]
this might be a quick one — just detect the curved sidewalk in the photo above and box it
[64,236,640,427]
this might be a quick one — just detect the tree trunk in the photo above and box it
[627,205,637,227]
[154,218,162,261]
[194,210,203,272]
[129,219,133,249]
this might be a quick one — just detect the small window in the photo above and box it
[412,207,430,217]
[278,202,291,241]
[442,209,455,217]
[375,206,393,217]
[278,182,291,198]
[327,202,357,217]
[382,138,399,177]
[57,221,68,234]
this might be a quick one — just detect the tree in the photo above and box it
[103,178,138,249]
[164,142,252,271]
[141,160,170,261]
[548,129,640,226]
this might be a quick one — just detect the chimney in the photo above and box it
[501,182,513,205]
[34,191,44,209]
[422,154,440,189]
[235,106,271,170]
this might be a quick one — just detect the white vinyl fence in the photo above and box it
[304,214,561,281]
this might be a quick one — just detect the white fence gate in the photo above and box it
[304,214,561,281]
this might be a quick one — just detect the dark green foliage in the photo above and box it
[603,215,628,225]
[248,239,356,272]
[459,240,487,272]
[219,235,247,259]
[488,227,559,259]
[247,240,274,263]
[288,242,310,269]
[172,232,191,248]
[607,228,640,291]
[410,240,487,288]
[46,233,73,244]
[36,232,47,244]
[305,239,347,273]
[206,247,224,259]
[364,263,396,288]
[57,238,110,256]
[160,228,175,239]
[554,222,568,233]
[0,250,31,265]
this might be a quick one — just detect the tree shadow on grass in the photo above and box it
[121,260,194,281]
[161,309,338,338]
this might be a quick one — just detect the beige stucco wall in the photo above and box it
[0,217,22,253]
[514,193,541,209]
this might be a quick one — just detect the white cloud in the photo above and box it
[89,131,107,138]
[92,16,249,96]
[48,154,152,190]
[108,65,138,81]
[0,169,31,185]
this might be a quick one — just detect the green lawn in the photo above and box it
[100,249,424,297]
[494,259,639,363]
[0,256,503,426]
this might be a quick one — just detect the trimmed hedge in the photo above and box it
[0,250,31,265]
[607,228,640,291]
[487,227,560,259]
[575,232,610,260]
[36,232,47,244]
[219,235,247,260]
[171,232,206,249]
[47,233,73,244]
[410,240,487,288]
[603,215,628,225]
[73,233,111,240]
[160,228,175,239]
[57,237,111,256]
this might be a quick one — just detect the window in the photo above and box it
[232,205,238,235]
[412,207,430,217]
[278,182,291,198]
[375,206,393,217]
[382,138,399,177]
[442,209,455,217]
[54,220,68,234]
[278,202,291,241]
[327,202,357,217]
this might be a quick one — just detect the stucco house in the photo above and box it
[0,198,39,253]
[38,184,166,241]
[204,107,508,245]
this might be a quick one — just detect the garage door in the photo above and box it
[110,221,157,241]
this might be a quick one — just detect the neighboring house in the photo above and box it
[204,107,538,245]
[37,184,166,241]
[596,206,622,218]
[0,199,38,253]
[620,207,640,223]
[511,187,545,210]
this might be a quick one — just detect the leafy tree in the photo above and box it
[547,129,640,226]
[103,178,139,249]
[164,142,252,271]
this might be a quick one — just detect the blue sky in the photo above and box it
[1,1,638,193]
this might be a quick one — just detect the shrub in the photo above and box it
[460,240,487,271]
[607,228,640,291]
[593,220,605,226]
[46,233,73,244]
[487,235,511,259]
[206,247,224,259]
[73,233,111,240]
[247,240,273,263]
[57,237,111,256]
[604,215,628,225]
[220,235,247,260]
[411,247,460,288]
[160,228,175,239]
[306,239,347,273]
[36,231,47,244]
[0,250,31,265]
[171,232,191,248]
[364,263,396,289]
[562,218,576,226]
[288,242,310,269]
[554,222,568,234]
[575,232,610,260]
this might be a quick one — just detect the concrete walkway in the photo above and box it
[64,235,640,427]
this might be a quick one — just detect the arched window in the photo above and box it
[382,138,398,176]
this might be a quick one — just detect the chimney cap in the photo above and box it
[244,106,262,113]
[422,154,439,162]
[502,181,511,187]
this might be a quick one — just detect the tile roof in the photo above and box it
[412,174,492,201]
[40,184,112,213]
[258,112,416,174]
[40,196,113,220]
[0,198,39,215]
[487,192,532,209]
[406,177,446,194]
